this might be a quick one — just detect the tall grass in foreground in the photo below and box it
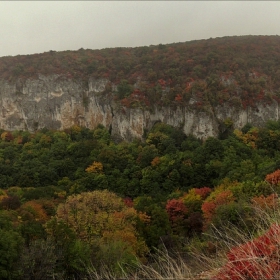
[87,198,280,280]
[190,196,280,280]
[209,201,280,279]
[87,248,194,280]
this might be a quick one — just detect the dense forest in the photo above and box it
[1,35,280,112]
[0,120,280,279]
[2,36,280,279]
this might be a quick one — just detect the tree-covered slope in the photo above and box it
[1,122,280,278]
[1,35,280,110]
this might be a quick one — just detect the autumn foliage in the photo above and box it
[1,35,280,112]
[194,187,212,200]
[251,193,278,210]
[165,199,188,234]
[0,106,280,278]
[165,199,188,223]
[21,200,48,222]
[202,189,235,227]
[85,161,104,174]
[54,190,148,258]
[265,169,280,185]
[214,223,280,280]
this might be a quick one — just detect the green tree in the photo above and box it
[116,79,133,99]
[0,229,23,280]
[134,196,171,250]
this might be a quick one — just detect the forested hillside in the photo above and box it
[2,36,280,279]
[1,121,280,278]
[1,35,280,110]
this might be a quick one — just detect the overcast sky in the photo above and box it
[0,1,279,57]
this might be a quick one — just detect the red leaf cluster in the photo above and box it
[251,193,278,210]
[214,223,280,280]
[121,89,150,108]
[265,169,280,185]
[123,197,134,208]
[194,187,212,199]
[175,94,183,102]
[165,199,188,223]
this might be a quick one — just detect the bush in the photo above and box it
[214,223,280,280]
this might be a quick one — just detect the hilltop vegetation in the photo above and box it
[1,35,280,111]
[0,121,280,278]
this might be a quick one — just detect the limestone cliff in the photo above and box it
[0,75,279,141]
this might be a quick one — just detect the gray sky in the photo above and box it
[0,1,279,57]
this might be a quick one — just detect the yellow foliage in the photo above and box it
[102,229,149,259]
[0,131,13,142]
[234,128,258,149]
[71,125,82,133]
[138,211,151,224]
[146,131,168,146]
[182,189,203,212]
[53,190,149,259]
[0,194,8,202]
[184,188,201,199]
[21,200,48,222]
[1,132,7,141]
[54,191,67,199]
[85,161,103,174]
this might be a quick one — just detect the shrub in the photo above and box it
[214,223,280,280]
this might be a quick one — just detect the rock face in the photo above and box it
[0,75,113,132]
[0,75,279,141]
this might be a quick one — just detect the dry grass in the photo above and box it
[86,198,280,280]
[87,248,194,280]
[190,198,280,280]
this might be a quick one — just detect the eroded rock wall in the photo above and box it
[0,75,112,132]
[0,75,279,141]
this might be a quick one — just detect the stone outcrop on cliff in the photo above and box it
[0,75,279,141]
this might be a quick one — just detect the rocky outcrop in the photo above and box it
[0,75,113,132]
[0,75,279,141]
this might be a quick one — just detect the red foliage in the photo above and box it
[123,197,134,207]
[195,101,203,108]
[214,190,234,205]
[120,97,131,107]
[1,36,280,111]
[214,223,280,280]
[121,89,150,108]
[265,169,280,185]
[201,201,216,222]
[175,94,183,102]
[194,187,212,199]
[251,193,278,210]
[158,79,166,87]
[1,131,14,142]
[166,199,188,223]
[5,132,14,142]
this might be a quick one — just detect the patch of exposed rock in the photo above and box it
[0,75,279,141]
